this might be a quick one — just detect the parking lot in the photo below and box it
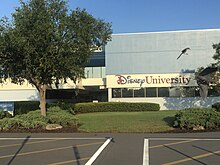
[146,138,220,165]
[0,132,220,165]
[0,136,109,165]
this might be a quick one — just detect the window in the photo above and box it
[112,88,122,98]
[169,87,181,97]
[146,88,157,97]
[111,87,201,98]
[92,67,101,78]
[134,88,145,97]
[84,67,106,78]
[122,88,133,98]
[84,67,92,78]
[158,87,169,97]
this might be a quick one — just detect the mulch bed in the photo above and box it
[0,126,79,133]
[1,126,220,133]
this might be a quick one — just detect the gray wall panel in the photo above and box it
[106,29,220,75]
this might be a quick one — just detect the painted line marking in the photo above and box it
[85,138,112,165]
[162,149,220,165]
[144,138,220,165]
[0,139,60,148]
[150,140,196,149]
[0,141,103,159]
[148,138,220,141]
[48,157,90,165]
[143,139,149,165]
[0,137,107,140]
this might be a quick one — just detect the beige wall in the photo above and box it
[0,80,35,90]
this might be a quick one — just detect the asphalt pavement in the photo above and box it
[0,132,220,165]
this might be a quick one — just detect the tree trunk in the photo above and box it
[39,85,47,116]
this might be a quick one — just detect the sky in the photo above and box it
[1,0,220,34]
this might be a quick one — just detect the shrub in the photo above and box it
[14,101,40,115]
[74,102,160,113]
[0,111,12,119]
[48,102,75,115]
[46,106,78,126]
[0,107,78,131]
[212,102,220,112]
[173,108,220,130]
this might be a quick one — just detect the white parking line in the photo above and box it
[0,137,112,165]
[143,139,149,165]
[85,138,112,165]
[143,138,220,165]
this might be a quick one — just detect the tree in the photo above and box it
[212,43,220,93]
[196,43,220,98]
[0,0,112,116]
[213,43,220,67]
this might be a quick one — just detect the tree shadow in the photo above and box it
[164,145,207,165]
[163,116,176,127]
[73,146,81,165]
[7,135,31,165]
[193,145,220,157]
[163,97,219,110]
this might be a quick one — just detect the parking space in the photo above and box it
[0,137,110,165]
[145,138,220,165]
[1,133,220,165]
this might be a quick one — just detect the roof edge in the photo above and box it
[112,28,220,36]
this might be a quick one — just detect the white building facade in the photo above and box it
[0,29,219,110]
[105,29,220,109]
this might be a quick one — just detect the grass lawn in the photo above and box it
[77,110,178,133]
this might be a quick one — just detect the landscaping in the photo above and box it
[0,106,78,132]
[77,111,177,133]
[0,101,220,133]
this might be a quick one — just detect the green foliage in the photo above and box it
[213,43,220,65]
[77,111,177,133]
[0,107,78,131]
[48,101,75,114]
[0,0,112,116]
[74,102,160,113]
[47,106,78,126]
[14,101,75,115]
[212,102,220,112]
[0,111,12,119]
[14,101,40,115]
[0,0,111,85]
[173,108,220,129]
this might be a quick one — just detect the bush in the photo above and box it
[48,101,75,115]
[14,101,40,115]
[0,111,12,119]
[173,108,220,130]
[46,106,78,126]
[212,102,220,112]
[74,102,160,113]
[0,107,78,131]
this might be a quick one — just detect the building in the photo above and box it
[0,29,220,110]
[105,29,220,109]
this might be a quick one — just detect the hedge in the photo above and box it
[173,108,220,130]
[14,101,40,115]
[14,101,75,115]
[73,102,160,113]
[13,101,160,115]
